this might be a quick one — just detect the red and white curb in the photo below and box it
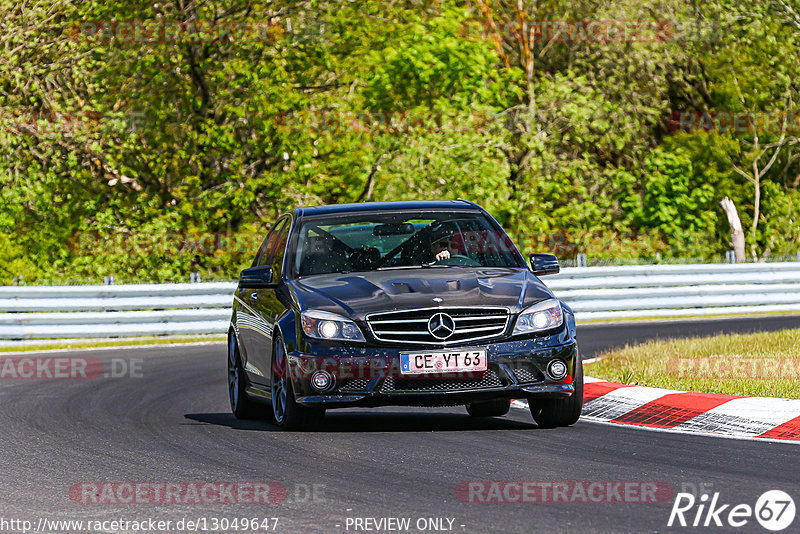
[512,377,800,443]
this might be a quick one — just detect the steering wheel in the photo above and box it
[436,254,481,267]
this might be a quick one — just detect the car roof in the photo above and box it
[296,200,481,218]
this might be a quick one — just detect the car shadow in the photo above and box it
[183,412,280,431]
[184,410,537,432]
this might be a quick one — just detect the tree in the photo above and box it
[720,197,745,262]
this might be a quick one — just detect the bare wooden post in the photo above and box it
[720,197,745,263]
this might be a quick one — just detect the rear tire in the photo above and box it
[271,338,325,431]
[529,355,584,428]
[228,336,262,419]
[466,398,511,417]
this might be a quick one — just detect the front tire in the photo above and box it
[228,335,262,419]
[529,355,584,428]
[271,338,325,431]
[466,398,511,417]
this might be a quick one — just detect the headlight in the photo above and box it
[301,310,366,342]
[512,299,563,335]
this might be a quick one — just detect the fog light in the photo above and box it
[311,370,333,392]
[547,359,568,380]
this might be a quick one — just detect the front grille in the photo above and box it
[381,369,505,392]
[366,307,509,345]
[338,378,370,392]
[511,366,542,384]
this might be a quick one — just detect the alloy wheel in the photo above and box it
[272,342,288,423]
[228,338,239,412]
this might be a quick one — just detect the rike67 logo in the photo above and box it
[668,490,795,531]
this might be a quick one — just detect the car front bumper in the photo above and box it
[287,338,578,409]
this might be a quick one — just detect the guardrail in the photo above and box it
[548,262,800,320]
[0,283,236,339]
[1,262,799,339]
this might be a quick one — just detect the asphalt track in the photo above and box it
[1,315,799,534]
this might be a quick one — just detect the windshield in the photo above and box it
[292,211,523,277]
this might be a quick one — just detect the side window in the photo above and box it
[252,219,281,267]
[270,217,292,278]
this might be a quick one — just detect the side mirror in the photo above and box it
[239,265,278,289]
[529,253,560,276]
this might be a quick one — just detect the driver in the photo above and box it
[430,235,451,262]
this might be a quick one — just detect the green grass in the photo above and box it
[0,335,226,353]
[589,328,800,398]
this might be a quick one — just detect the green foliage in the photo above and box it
[634,147,717,256]
[756,182,800,255]
[1,0,799,283]
[0,234,37,285]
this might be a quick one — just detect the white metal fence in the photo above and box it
[548,262,800,320]
[0,283,236,339]
[1,263,800,339]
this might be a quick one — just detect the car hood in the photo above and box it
[290,267,555,319]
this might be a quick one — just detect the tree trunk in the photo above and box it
[720,197,745,262]
[750,148,762,251]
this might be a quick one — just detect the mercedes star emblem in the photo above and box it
[427,312,456,340]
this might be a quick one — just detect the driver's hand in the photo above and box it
[435,249,451,261]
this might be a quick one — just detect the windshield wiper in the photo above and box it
[376,263,450,271]
[376,265,424,271]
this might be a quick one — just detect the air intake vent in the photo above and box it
[381,370,504,392]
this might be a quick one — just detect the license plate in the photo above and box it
[400,349,487,375]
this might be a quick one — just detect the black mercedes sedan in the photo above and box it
[228,200,582,430]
